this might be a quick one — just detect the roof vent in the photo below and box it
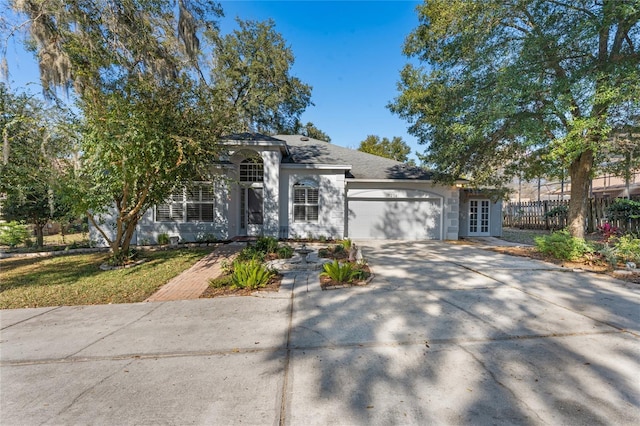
[300,136,309,141]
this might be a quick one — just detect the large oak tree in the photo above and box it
[6,0,226,259]
[358,135,413,163]
[390,0,640,237]
[209,18,312,134]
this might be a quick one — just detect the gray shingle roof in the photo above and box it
[222,132,286,143]
[275,135,434,180]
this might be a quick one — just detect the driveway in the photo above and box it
[1,241,639,425]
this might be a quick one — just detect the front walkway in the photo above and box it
[144,243,244,302]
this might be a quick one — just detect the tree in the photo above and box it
[5,0,226,260]
[389,0,640,238]
[296,121,331,142]
[209,18,313,134]
[0,83,71,247]
[358,135,413,163]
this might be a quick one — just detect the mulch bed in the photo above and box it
[319,264,372,290]
[486,245,639,284]
[200,274,282,298]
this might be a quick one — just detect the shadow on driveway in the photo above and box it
[278,240,640,425]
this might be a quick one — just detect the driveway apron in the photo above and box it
[1,241,639,425]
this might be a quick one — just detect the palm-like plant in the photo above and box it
[320,260,355,283]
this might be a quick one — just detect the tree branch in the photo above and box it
[546,0,598,19]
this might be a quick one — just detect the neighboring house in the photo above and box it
[590,170,639,199]
[90,133,502,245]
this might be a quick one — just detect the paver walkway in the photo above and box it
[144,242,244,302]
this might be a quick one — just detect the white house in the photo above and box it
[90,133,502,245]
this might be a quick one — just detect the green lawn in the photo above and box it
[500,227,550,245]
[0,248,212,309]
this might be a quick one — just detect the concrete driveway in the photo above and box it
[1,241,639,425]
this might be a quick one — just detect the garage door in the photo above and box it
[348,198,442,240]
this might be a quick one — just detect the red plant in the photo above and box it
[597,223,621,243]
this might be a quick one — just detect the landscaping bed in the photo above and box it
[495,227,640,284]
[202,237,290,298]
[201,274,282,298]
[317,241,372,289]
[319,264,372,289]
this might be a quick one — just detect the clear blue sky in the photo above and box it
[4,0,424,159]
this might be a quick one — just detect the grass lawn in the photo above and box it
[0,248,212,309]
[500,227,550,245]
[41,232,88,246]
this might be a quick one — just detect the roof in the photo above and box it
[222,132,286,143]
[275,135,434,180]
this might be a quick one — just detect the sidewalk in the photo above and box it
[144,242,244,302]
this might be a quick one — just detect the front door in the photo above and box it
[240,187,263,236]
[468,199,490,236]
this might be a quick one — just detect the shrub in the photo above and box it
[237,245,266,262]
[340,239,352,250]
[255,236,279,254]
[220,259,233,275]
[321,260,355,283]
[614,235,640,264]
[209,275,234,288]
[318,248,330,258]
[597,223,621,243]
[277,245,294,259]
[351,267,370,281]
[0,221,31,248]
[157,233,170,245]
[231,259,274,289]
[597,244,619,267]
[333,244,345,254]
[544,205,568,218]
[606,198,640,222]
[534,230,593,261]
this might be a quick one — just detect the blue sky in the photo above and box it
[4,0,424,159]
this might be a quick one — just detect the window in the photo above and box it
[239,157,263,182]
[186,184,215,222]
[156,191,184,222]
[156,183,215,222]
[293,180,319,222]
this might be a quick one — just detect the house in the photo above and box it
[590,170,639,199]
[90,133,502,245]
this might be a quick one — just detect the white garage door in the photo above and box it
[348,198,442,240]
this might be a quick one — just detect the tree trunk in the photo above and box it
[34,224,45,248]
[121,219,138,255]
[567,149,594,239]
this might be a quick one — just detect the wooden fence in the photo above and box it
[503,198,639,233]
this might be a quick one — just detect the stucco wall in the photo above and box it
[88,206,126,248]
[458,191,503,237]
[261,150,281,237]
[279,168,346,239]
